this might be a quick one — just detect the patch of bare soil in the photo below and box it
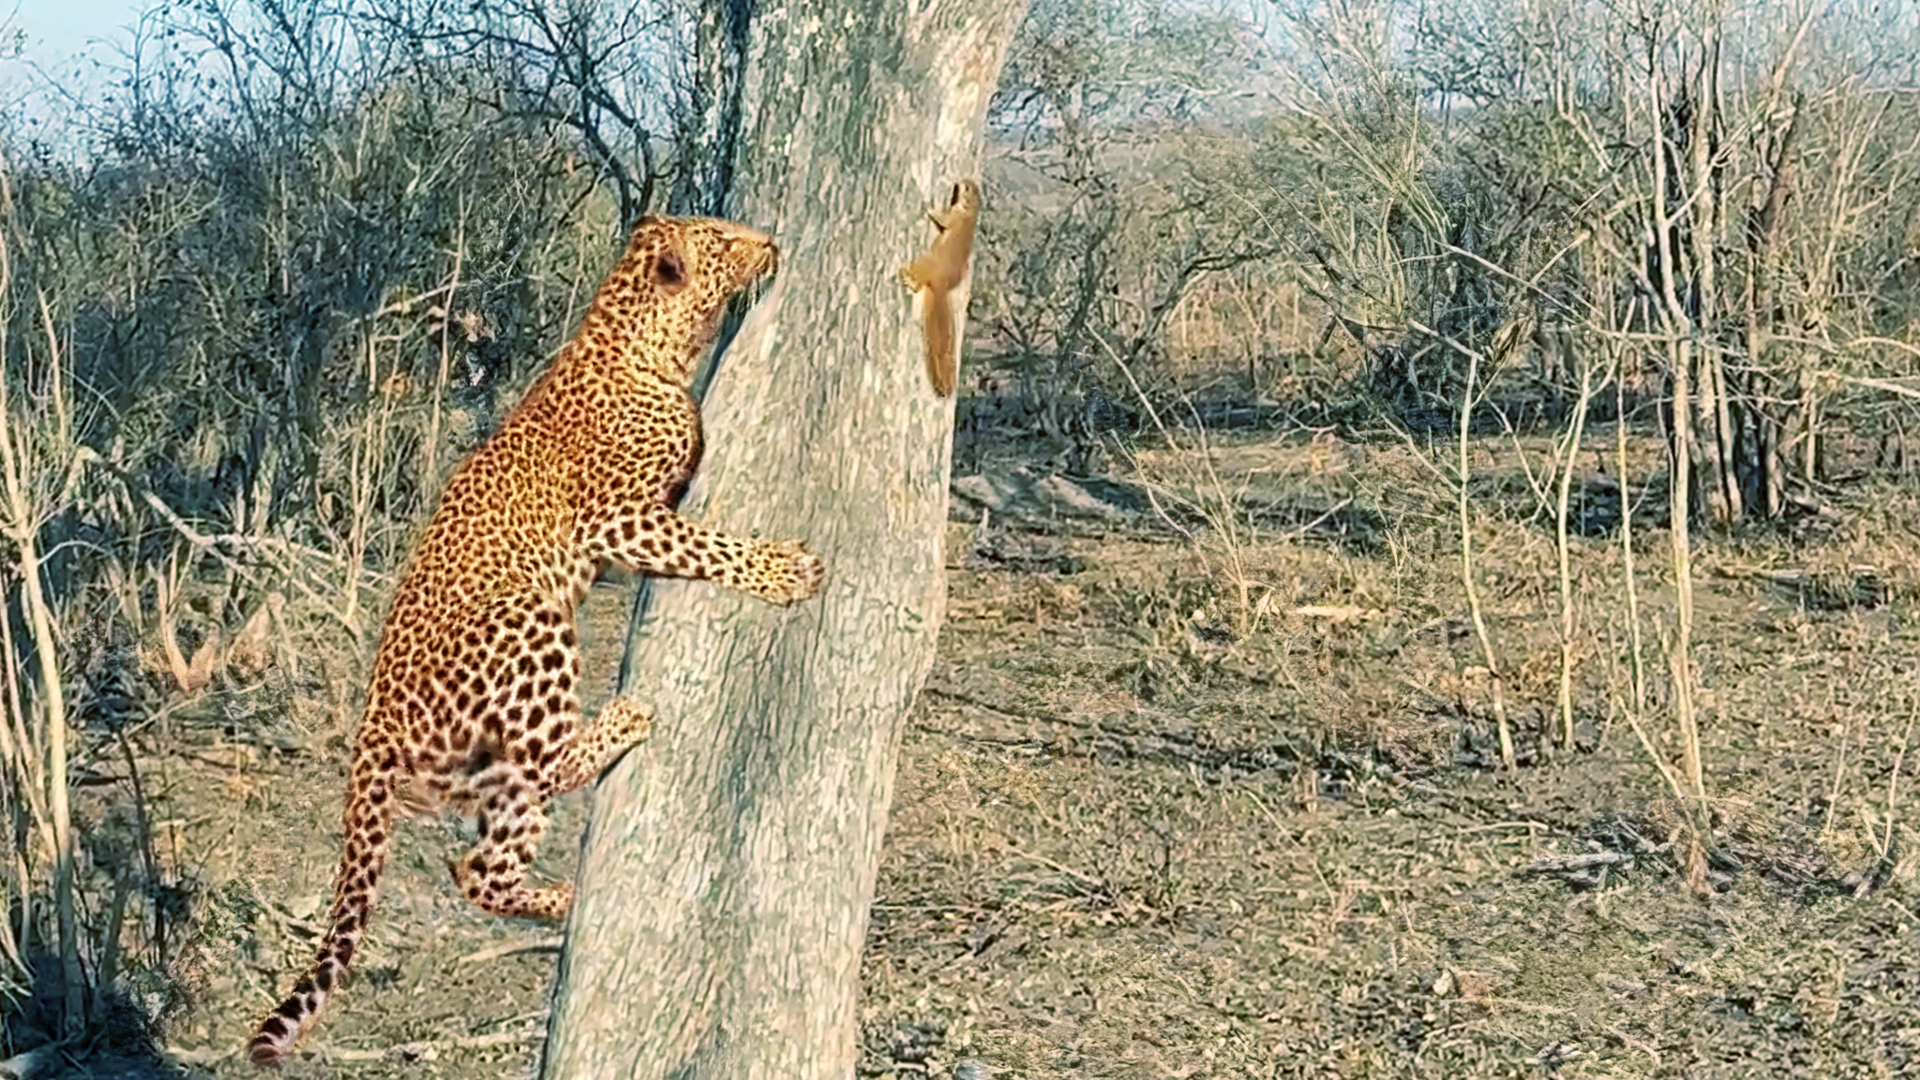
[855,430,1920,1079]
[21,426,1920,1079]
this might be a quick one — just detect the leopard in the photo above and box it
[248,215,824,1067]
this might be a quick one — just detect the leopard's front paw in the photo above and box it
[753,539,825,605]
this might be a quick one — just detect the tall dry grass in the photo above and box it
[0,161,88,1030]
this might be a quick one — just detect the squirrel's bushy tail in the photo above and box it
[923,291,958,397]
[249,772,392,1067]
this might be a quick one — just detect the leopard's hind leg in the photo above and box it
[547,697,653,794]
[451,770,570,921]
[447,697,653,921]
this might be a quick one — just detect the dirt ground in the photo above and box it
[13,423,1920,1079]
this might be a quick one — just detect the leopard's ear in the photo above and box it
[648,247,689,293]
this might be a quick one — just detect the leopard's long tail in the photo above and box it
[249,759,394,1067]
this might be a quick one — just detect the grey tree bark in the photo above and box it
[541,3,1027,1078]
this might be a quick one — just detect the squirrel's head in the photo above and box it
[602,215,779,384]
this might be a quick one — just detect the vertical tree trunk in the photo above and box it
[1741,97,1802,519]
[541,3,1026,1078]
[667,0,752,218]
[1678,22,1745,527]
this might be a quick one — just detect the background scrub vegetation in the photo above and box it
[4,0,1920,1076]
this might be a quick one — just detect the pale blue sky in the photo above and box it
[8,0,147,63]
[3,0,150,135]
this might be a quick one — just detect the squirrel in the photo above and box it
[899,179,981,397]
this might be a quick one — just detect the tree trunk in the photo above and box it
[540,3,1026,1078]
[667,0,752,218]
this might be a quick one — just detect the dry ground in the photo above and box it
[12,424,1920,1079]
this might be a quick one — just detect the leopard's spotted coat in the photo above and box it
[249,215,822,1067]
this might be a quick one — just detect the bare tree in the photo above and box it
[986,0,1289,446]
[539,1,1028,1077]
[358,0,676,229]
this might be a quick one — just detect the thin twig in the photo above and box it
[1412,320,1513,769]
[458,937,565,966]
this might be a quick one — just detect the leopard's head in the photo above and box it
[607,215,779,384]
